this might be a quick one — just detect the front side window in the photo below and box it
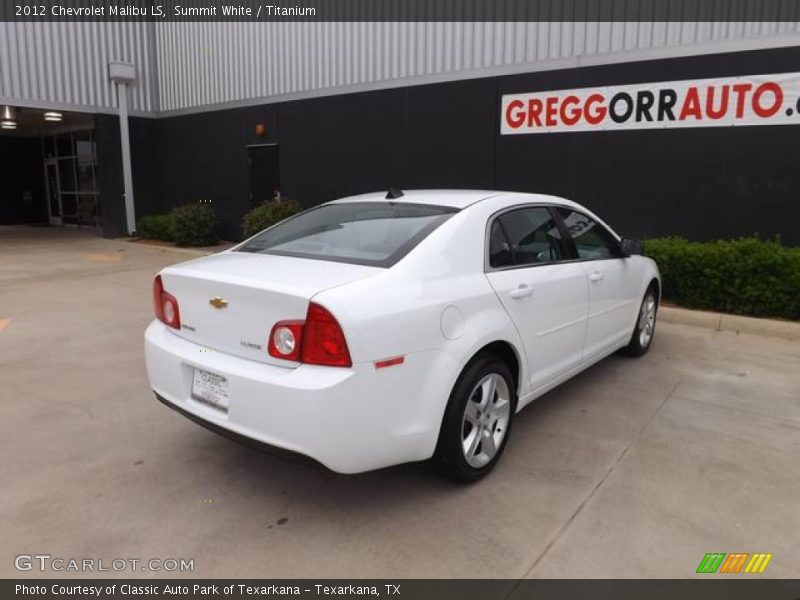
[237,202,458,267]
[556,208,620,260]
[489,207,564,268]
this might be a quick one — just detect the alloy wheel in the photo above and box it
[638,293,657,348]
[461,373,511,468]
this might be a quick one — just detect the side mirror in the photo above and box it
[620,237,644,257]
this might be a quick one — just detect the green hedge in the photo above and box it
[171,203,219,247]
[136,214,174,242]
[645,237,800,320]
[242,199,302,238]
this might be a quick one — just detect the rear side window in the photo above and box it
[489,221,513,268]
[489,207,565,268]
[555,208,621,260]
[237,202,458,267]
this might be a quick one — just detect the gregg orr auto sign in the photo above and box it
[501,72,800,134]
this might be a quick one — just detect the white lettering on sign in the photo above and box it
[500,72,800,134]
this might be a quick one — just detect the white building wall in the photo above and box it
[152,20,800,113]
[2,19,799,116]
[0,21,158,114]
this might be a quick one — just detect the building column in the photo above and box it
[109,61,137,235]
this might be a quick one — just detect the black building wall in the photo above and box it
[0,136,46,225]
[278,79,497,211]
[150,78,495,241]
[142,45,800,244]
[95,114,158,238]
[152,106,267,241]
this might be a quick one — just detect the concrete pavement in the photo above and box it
[1,227,798,578]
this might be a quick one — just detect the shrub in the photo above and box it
[242,199,302,238]
[136,214,174,242]
[645,237,800,320]
[171,203,219,247]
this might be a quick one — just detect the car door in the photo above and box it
[485,206,590,395]
[554,207,639,360]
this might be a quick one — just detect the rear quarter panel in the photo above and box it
[312,207,530,423]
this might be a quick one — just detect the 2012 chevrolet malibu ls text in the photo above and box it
[145,190,660,481]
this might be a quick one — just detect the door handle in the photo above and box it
[589,271,604,282]
[509,284,534,299]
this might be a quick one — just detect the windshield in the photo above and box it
[237,202,458,267]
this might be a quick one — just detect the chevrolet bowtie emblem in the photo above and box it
[209,297,229,309]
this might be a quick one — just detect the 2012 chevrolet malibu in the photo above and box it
[145,190,660,481]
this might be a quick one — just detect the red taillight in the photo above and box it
[302,303,352,367]
[153,275,181,329]
[267,302,351,368]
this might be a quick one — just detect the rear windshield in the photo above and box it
[237,202,458,267]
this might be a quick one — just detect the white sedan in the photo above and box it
[145,190,660,481]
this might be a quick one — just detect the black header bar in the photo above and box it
[4,0,800,22]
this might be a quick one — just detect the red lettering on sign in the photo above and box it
[584,94,607,125]
[679,87,702,120]
[732,83,752,118]
[705,85,730,120]
[752,82,783,118]
[560,95,581,125]
[505,99,525,128]
[545,97,558,126]
[527,98,543,127]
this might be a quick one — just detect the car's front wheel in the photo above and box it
[433,355,516,482]
[621,286,658,356]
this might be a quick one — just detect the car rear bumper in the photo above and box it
[144,321,457,473]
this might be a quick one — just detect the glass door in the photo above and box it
[41,129,100,228]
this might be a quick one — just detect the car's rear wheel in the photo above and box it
[621,286,658,356]
[433,355,516,482]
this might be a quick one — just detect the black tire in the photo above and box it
[433,354,516,483]
[621,286,658,357]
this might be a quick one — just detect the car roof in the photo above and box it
[328,189,580,210]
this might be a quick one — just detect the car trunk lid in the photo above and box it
[159,251,380,366]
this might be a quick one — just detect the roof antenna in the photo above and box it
[385,188,404,199]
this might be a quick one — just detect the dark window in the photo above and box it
[57,158,77,192]
[238,202,458,268]
[56,133,73,157]
[76,139,96,193]
[43,135,56,158]
[488,220,513,268]
[490,207,564,267]
[555,208,620,260]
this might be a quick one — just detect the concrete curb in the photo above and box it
[660,306,800,342]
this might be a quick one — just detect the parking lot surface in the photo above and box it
[2,227,799,578]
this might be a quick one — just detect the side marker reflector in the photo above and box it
[374,356,405,369]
